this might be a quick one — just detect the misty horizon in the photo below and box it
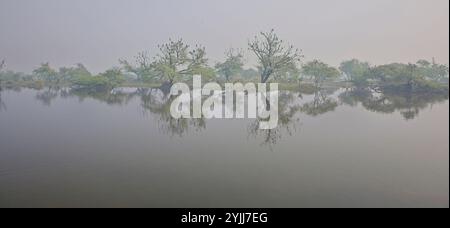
[1,0,449,74]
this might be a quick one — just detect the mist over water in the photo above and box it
[0,0,448,208]
[0,88,448,207]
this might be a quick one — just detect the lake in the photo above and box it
[0,87,448,208]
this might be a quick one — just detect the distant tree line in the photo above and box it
[1,30,448,94]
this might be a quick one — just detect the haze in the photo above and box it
[0,0,448,73]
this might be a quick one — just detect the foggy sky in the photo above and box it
[0,0,448,73]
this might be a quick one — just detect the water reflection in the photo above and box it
[70,87,137,106]
[300,90,338,116]
[14,86,448,146]
[248,91,302,147]
[139,88,206,136]
[0,87,5,111]
[339,88,449,120]
[35,87,61,106]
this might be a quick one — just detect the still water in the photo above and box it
[0,87,448,207]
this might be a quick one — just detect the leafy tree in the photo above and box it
[367,62,448,93]
[120,51,158,82]
[215,48,244,82]
[430,63,449,82]
[249,29,303,83]
[416,58,449,83]
[59,63,92,82]
[33,63,60,83]
[153,39,211,84]
[339,59,370,84]
[99,67,125,87]
[370,63,417,85]
[302,60,340,87]
[72,67,124,89]
[187,45,216,81]
[272,61,301,82]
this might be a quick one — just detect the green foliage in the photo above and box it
[302,60,340,87]
[149,39,213,84]
[368,62,448,93]
[215,49,244,82]
[99,68,125,87]
[154,39,189,83]
[120,51,158,83]
[33,63,60,83]
[71,75,110,89]
[272,61,301,82]
[189,65,216,81]
[0,65,36,88]
[239,68,259,81]
[339,59,370,85]
[249,29,303,83]
[0,70,25,82]
[70,67,122,89]
[59,63,92,82]
[416,59,449,83]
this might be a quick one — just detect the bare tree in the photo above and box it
[249,30,303,83]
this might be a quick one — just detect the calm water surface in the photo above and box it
[0,87,448,207]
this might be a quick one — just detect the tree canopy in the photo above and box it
[302,60,340,87]
[33,63,59,83]
[249,29,303,83]
[215,48,244,82]
[339,59,370,84]
[120,51,157,83]
[153,39,212,84]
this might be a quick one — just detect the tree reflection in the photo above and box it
[339,88,449,120]
[248,91,302,148]
[35,86,61,106]
[300,90,338,116]
[139,88,206,136]
[70,87,137,106]
[0,87,5,111]
[27,86,449,145]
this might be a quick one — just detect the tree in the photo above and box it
[367,62,449,93]
[271,61,301,82]
[120,51,157,82]
[99,67,125,87]
[0,59,5,71]
[59,63,92,82]
[33,63,60,83]
[416,58,449,83]
[339,59,370,84]
[302,60,340,87]
[249,29,303,83]
[430,63,449,82]
[153,39,211,84]
[186,45,216,80]
[215,48,244,82]
[0,59,5,86]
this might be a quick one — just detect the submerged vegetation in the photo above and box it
[1,31,448,96]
